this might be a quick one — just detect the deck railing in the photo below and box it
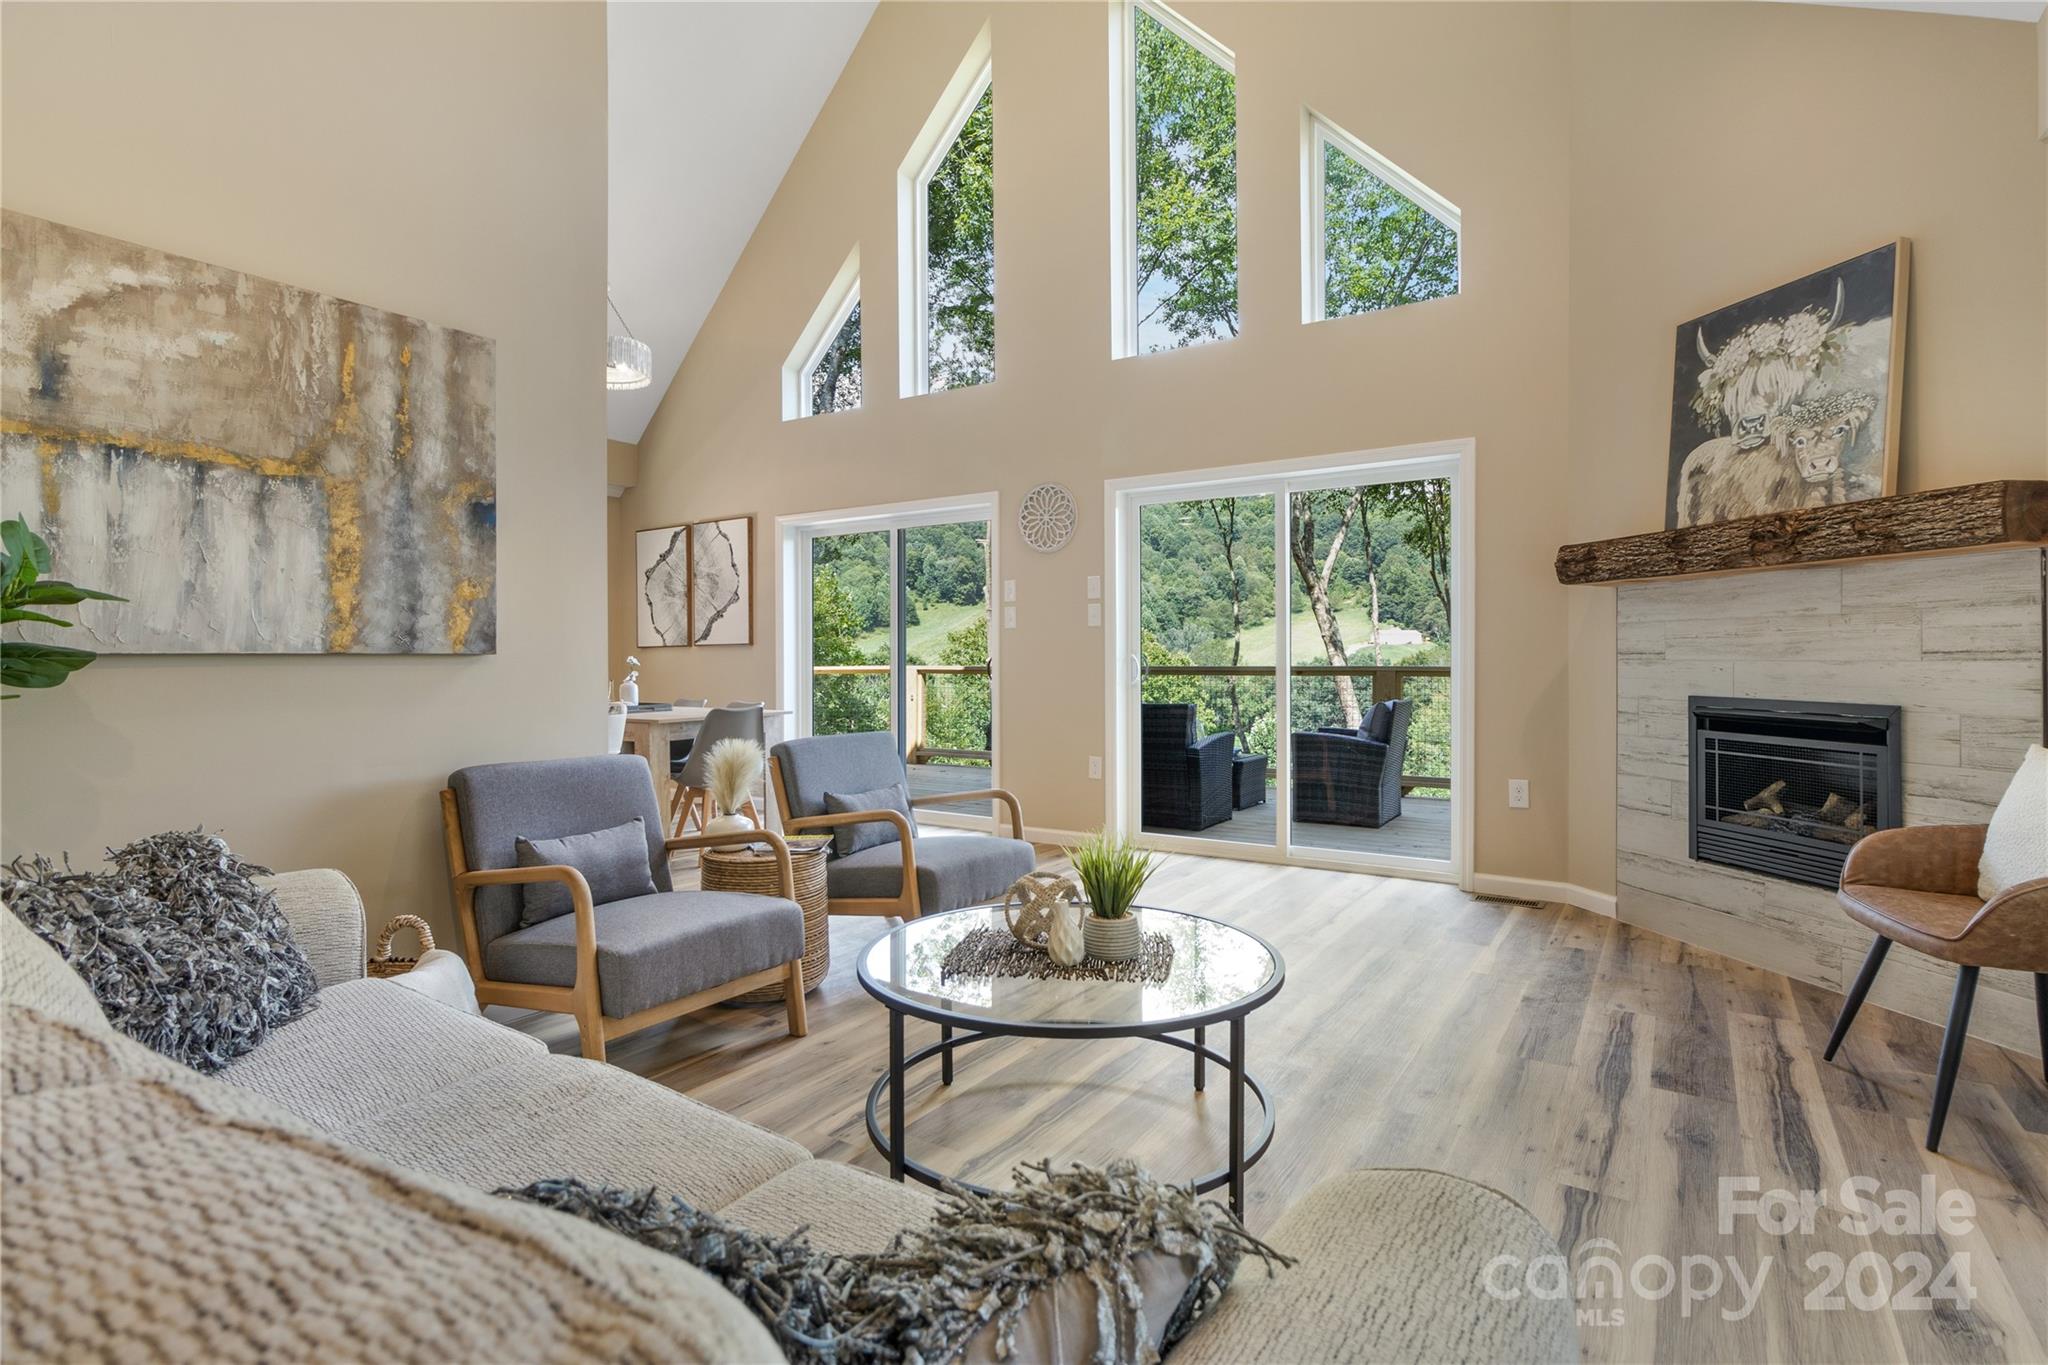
[810,663,992,763]
[810,660,1447,794]
[1144,663,1450,794]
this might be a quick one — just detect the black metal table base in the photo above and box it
[865,1014,1273,1216]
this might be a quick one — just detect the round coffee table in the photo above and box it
[856,904,1283,1215]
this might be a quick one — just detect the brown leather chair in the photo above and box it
[1825,824,2048,1151]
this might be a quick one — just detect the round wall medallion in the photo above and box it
[1018,483,1077,553]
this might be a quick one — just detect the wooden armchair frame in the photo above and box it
[768,756,1024,920]
[439,789,806,1062]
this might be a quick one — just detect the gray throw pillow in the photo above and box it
[823,783,914,859]
[515,817,657,926]
[0,830,319,1074]
[1365,701,1395,743]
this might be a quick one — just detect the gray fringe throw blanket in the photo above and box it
[2,830,319,1071]
[503,1160,1292,1364]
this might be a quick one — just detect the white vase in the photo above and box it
[619,678,639,706]
[1047,903,1087,967]
[704,811,754,837]
[1084,912,1141,962]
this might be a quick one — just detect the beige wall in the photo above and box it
[0,2,610,946]
[623,0,1577,875]
[618,1,2045,889]
[1564,2,2047,896]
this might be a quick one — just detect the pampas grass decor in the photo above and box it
[705,737,764,819]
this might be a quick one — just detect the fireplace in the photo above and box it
[1689,696,1903,889]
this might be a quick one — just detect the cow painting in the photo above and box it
[1664,241,1908,529]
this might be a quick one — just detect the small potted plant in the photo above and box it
[1065,829,1158,962]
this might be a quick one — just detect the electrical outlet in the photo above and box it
[1087,603,1102,627]
[1086,575,1102,600]
[1003,580,1016,602]
[1508,779,1529,809]
[1089,756,1103,779]
[1003,605,1016,630]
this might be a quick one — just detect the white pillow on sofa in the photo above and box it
[1979,744,2047,901]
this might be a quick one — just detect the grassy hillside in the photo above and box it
[852,600,986,664]
[1228,607,1438,667]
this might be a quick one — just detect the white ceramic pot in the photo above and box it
[704,812,754,837]
[1084,912,1141,962]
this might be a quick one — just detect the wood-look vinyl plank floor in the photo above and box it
[500,849,2048,1363]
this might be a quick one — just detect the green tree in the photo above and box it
[1322,144,1458,318]
[809,301,862,414]
[810,568,888,736]
[1134,7,1237,348]
[926,85,995,388]
[923,614,992,759]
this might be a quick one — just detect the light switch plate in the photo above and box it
[1086,575,1101,600]
[1003,605,1017,629]
[1003,580,1016,602]
[1087,603,1102,627]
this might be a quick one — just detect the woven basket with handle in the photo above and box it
[368,915,436,978]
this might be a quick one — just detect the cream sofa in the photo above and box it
[1,868,1578,1363]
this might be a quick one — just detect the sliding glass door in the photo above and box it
[1117,453,1462,878]
[798,502,995,824]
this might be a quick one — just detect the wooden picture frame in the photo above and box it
[688,513,754,646]
[634,523,691,648]
[1665,239,1910,530]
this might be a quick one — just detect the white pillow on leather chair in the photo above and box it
[1979,744,2047,901]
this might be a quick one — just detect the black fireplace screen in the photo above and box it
[1690,698,1902,889]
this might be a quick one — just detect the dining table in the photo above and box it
[620,705,793,832]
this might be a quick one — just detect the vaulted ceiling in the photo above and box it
[605,0,2039,443]
[607,1,876,443]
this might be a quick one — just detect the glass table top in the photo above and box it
[857,905,1283,1033]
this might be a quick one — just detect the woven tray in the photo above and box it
[939,924,1175,985]
[704,837,831,1002]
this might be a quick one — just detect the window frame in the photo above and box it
[1109,0,1237,360]
[782,247,862,422]
[899,25,994,399]
[1301,110,1462,325]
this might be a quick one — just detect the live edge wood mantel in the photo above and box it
[1554,480,2048,586]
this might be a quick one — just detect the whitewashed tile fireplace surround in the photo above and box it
[1616,546,2046,1052]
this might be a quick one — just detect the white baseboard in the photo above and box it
[1022,824,1091,848]
[1470,873,1617,918]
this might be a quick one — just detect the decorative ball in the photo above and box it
[1003,871,1078,948]
[1018,483,1077,553]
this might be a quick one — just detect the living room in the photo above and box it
[3,1,2045,1361]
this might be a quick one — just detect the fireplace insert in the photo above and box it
[1689,697,1902,889]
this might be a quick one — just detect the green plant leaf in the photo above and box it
[18,579,125,606]
[1,607,71,627]
[1,639,98,689]
[0,518,49,589]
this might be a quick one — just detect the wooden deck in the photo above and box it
[1148,791,1451,862]
[907,761,1451,861]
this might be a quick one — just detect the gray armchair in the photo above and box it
[440,755,805,1062]
[768,731,1036,919]
[1292,698,1413,829]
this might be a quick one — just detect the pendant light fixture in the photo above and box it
[606,291,653,391]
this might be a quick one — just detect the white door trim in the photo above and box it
[1103,438,1475,889]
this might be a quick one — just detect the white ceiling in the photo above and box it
[607,0,876,444]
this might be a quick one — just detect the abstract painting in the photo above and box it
[0,212,496,653]
[635,524,689,648]
[690,515,752,646]
[1666,240,1908,529]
